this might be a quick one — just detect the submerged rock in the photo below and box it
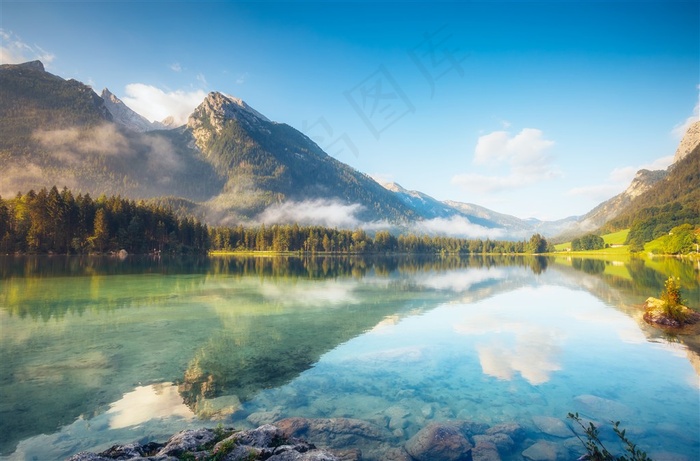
[277,417,392,444]
[531,416,571,438]
[573,394,634,421]
[484,422,525,441]
[472,440,501,461]
[404,422,473,461]
[521,440,559,461]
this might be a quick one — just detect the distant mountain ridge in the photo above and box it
[380,181,580,238]
[0,60,696,240]
[101,88,174,132]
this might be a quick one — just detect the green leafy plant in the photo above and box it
[567,412,652,461]
[660,276,688,323]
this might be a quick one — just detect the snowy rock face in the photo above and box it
[101,88,160,132]
[186,92,271,151]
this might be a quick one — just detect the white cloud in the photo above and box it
[196,73,208,87]
[236,72,249,85]
[567,156,674,200]
[0,29,55,65]
[170,62,182,72]
[121,84,206,125]
[414,267,506,292]
[413,215,505,239]
[257,199,368,229]
[671,85,699,140]
[106,383,193,429]
[453,128,560,193]
[473,128,554,166]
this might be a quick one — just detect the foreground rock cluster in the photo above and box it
[67,424,339,461]
[66,417,547,461]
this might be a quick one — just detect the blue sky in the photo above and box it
[2,1,698,220]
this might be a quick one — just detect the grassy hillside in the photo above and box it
[600,143,700,248]
[603,229,629,245]
[555,229,630,254]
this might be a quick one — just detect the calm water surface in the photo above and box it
[0,255,698,460]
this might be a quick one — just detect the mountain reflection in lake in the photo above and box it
[0,255,698,460]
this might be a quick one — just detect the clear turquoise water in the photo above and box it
[0,256,698,460]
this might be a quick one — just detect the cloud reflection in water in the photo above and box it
[107,382,194,429]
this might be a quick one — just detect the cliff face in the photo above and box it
[674,120,700,164]
[573,168,668,233]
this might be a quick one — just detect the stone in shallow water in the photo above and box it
[248,408,284,426]
[521,440,559,461]
[404,422,473,461]
[385,404,412,430]
[472,433,514,453]
[531,415,572,438]
[276,417,392,445]
[573,394,633,421]
[195,394,241,419]
[485,422,525,442]
[472,440,501,461]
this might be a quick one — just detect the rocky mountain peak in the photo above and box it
[100,87,159,132]
[15,60,45,72]
[626,169,667,199]
[673,120,700,163]
[380,181,408,194]
[187,92,271,151]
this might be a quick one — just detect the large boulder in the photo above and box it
[404,422,473,461]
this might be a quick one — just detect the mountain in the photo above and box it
[0,61,223,201]
[379,182,580,238]
[185,91,418,224]
[382,182,492,223]
[2,60,695,239]
[673,120,700,164]
[602,140,700,235]
[567,168,668,236]
[0,61,416,226]
[101,88,161,132]
[553,122,700,241]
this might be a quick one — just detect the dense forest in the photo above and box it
[0,186,209,254]
[208,224,552,254]
[0,187,554,255]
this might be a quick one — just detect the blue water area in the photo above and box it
[1,256,698,460]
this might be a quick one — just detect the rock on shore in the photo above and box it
[66,425,341,461]
[643,297,700,328]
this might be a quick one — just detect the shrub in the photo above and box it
[660,276,687,323]
[567,412,652,461]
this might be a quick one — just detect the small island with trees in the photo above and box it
[643,276,700,328]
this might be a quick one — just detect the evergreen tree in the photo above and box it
[91,208,110,253]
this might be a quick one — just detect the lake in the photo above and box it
[0,255,698,460]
